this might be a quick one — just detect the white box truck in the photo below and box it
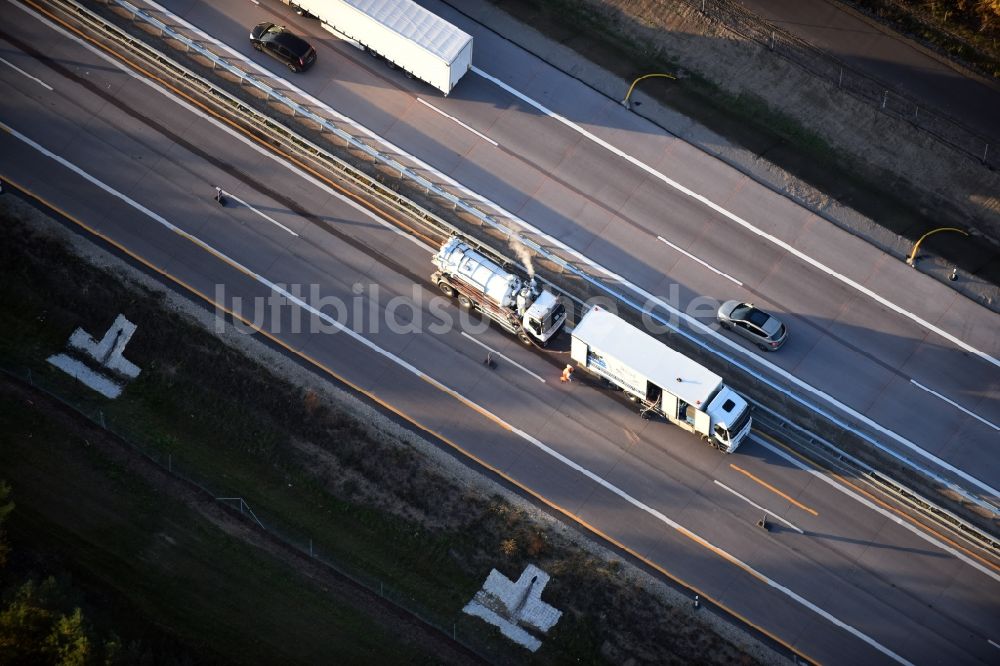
[432,237,567,346]
[282,0,473,95]
[571,307,752,452]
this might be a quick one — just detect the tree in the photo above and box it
[0,576,96,665]
[0,577,60,663]
[43,607,91,665]
[977,0,1000,32]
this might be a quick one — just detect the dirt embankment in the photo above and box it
[596,0,1000,230]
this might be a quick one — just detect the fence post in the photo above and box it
[99,410,105,429]
[882,90,888,110]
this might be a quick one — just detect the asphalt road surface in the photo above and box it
[1,1,998,664]
[156,0,1000,505]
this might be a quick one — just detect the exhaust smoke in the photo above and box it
[509,236,535,280]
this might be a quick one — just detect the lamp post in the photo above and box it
[622,73,676,109]
[905,227,968,267]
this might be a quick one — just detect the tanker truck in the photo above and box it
[432,237,567,346]
[570,307,752,452]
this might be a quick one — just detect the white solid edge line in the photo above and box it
[0,55,54,90]
[68,3,997,499]
[910,380,999,431]
[221,189,299,237]
[472,65,999,371]
[988,639,999,649]
[657,236,743,286]
[460,331,545,382]
[5,122,912,666]
[713,480,803,533]
[8,0,434,255]
[417,98,499,146]
[751,434,1000,584]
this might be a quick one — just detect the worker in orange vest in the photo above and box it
[560,364,574,383]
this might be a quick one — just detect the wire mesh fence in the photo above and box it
[689,0,995,167]
[3,362,494,661]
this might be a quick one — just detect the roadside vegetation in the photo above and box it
[844,0,1000,77]
[0,380,443,665]
[0,476,199,664]
[0,197,781,664]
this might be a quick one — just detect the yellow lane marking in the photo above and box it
[756,431,1000,574]
[730,464,819,516]
[4,177,814,665]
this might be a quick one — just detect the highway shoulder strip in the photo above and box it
[0,54,53,90]
[460,331,546,382]
[657,235,743,286]
[416,97,499,146]
[2,124,913,665]
[215,188,299,237]
[909,379,999,431]
[713,480,804,534]
[752,433,1000,582]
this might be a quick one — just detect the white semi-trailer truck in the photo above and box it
[571,307,752,452]
[432,237,567,346]
[282,0,473,95]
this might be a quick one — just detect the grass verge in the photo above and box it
[0,379,432,664]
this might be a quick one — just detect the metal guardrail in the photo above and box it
[76,1,609,291]
[751,402,999,558]
[690,0,996,167]
[66,0,460,243]
[54,0,1000,529]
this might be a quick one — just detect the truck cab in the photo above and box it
[704,387,752,453]
[521,287,566,344]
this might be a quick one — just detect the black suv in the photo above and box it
[250,23,316,72]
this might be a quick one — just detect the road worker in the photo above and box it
[560,364,574,383]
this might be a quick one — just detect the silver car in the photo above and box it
[717,301,788,351]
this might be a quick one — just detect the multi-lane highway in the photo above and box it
[2,0,998,663]
[155,0,1000,504]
